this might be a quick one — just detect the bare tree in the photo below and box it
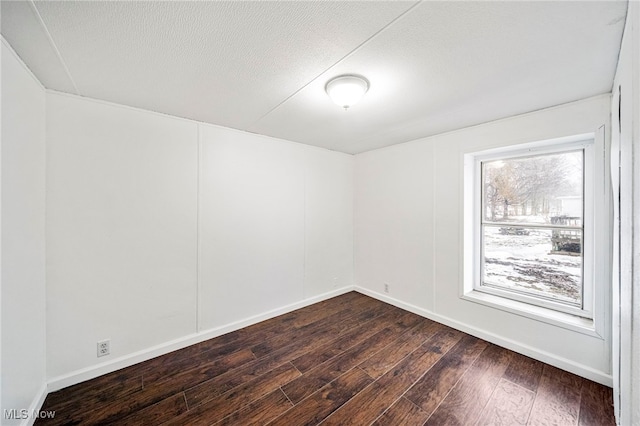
[484,153,580,221]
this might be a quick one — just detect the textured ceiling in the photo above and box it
[1,1,627,154]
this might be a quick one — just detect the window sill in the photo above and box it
[461,290,601,338]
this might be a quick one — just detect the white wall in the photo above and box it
[46,93,199,380]
[355,141,434,309]
[611,2,640,424]
[1,40,47,424]
[45,93,354,384]
[631,5,640,419]
[198,126,306,329]
[355,95,612,384]
[303,148,354,297]
[198,125,353,330]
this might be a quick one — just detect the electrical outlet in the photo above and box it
[384,283,390,293]
[333,277,338,288]
[97,339,110,357]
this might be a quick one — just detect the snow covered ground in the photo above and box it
[483,226,582,305]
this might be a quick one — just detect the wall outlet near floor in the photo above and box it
[97,339,110,357]
[384,283,390,293]
[333,277,338,288]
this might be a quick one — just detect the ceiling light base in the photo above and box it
[325,75,369,110]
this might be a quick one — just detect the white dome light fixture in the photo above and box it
[325,75,369,110]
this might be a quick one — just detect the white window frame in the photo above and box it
[462,131,608,337]
[475,142,593,317]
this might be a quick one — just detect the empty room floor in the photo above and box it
[36,292,615,425]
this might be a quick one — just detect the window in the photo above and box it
[464,136,597,323]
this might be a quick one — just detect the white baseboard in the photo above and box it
[47,286,353,392]
[354,286,613,387]
[46,284,612,395]
[19,383,48,426]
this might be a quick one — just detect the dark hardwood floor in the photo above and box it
[36,292,615,425]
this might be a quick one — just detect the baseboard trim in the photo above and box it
[18,383,48,426]
[46,284,612,393]
[354,286,613,387]
[47,286,353,392]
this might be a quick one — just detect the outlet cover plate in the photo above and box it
[97,340,110,357]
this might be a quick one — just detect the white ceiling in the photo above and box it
[1,1,627,154]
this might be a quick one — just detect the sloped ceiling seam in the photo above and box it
[28,0,80,95]
[249,0,423,129]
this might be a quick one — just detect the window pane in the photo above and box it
[482,225,582,306]
[483,151,583,225]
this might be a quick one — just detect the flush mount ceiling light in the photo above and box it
[325,75,369,110]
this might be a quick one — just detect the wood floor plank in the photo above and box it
[322,327,464,426]
[425,344,513,425]
[502,352,544,392]
[292,303,419,372]
[166,362,301,426]
[322,379,386,424]
[578,379,616,426]
[268,367,373,425]
[139,292,370,386]
[287,292,369,329]
[280,311,428,406]
[527,370,583,426]
[111,295,332,385]
[182,304,387,408]
[541,363,584,388]
[226,291,362,340]
[377,326,466,388]
[475,378,536,426]
[251,296,388,358]
[290,305,399,373]
[404,334,488,417]
[144,347,256,385]
[40,374,143,415]
[182,346,305,409]
[45,292,361,416]
[116,392,188,426]
[359,319,441,379]
[373,396,430,426]
[281,327,398,404]
[133,331,251,383]
[34,293,617,426]
[383,308,426,332]
[140,299,352,379]
[43,347,256,425]
[214,389,294,426]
